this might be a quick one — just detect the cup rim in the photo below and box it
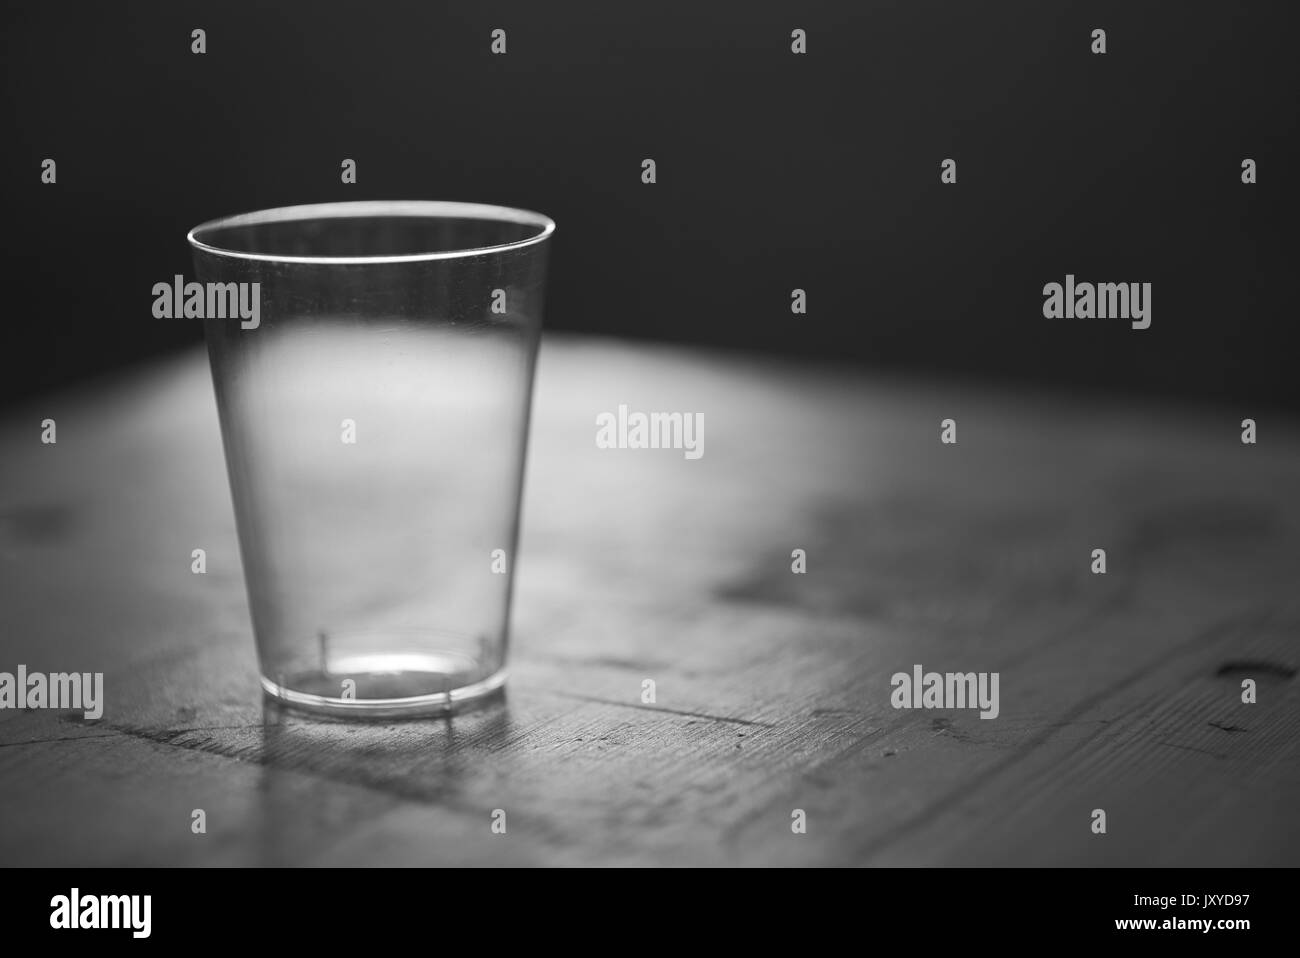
[187,200,556,265]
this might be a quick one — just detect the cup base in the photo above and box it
[260,657,507,719]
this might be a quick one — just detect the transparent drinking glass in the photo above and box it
[187,201,554,717]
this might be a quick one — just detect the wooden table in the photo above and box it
[1,335,1297,866]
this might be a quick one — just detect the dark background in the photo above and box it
[3,0,1297,409]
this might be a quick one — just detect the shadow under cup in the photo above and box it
[188,201,554,717]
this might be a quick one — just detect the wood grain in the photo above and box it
[1,335,1297,865]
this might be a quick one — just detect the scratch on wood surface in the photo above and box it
[0,732,122,749]
[1207,721,1248,734]
[1215,660,1297,679]
[545,691,776,728]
